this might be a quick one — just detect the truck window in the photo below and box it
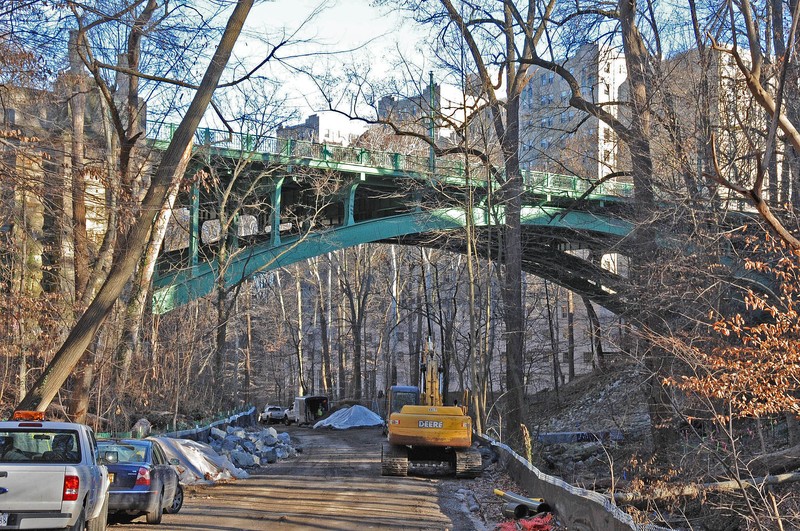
[0,429,81,464]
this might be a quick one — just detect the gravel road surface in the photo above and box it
[108,425,493,530]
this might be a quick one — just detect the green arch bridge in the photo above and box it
[148,122,642,315]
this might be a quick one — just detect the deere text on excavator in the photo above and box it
[381,354,482,478]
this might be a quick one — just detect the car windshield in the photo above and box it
[0,429,81,464]
[98,441,149,464]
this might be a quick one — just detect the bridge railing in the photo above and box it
[146,121,632,199]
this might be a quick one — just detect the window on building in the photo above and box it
[396,331,404,342]
[540,139,549,149]
[583,351,593,363]
[603,128,612,142]
[562,352,569,362]
[561,90,569,102]
[541,73,548,86]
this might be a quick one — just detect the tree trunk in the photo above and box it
[544,282,562,396]
[243,284,252,405]
[567,290,575,381]
[15,0,254,412]
[113,177,180,391]
[316,256,333,394]
[68,30,89,300]
[295,267,306,395]
[337,300,347,399]
[618,0,676,453]
[65,29,93,423]
[582,296,605,369]
[12,171,45,402]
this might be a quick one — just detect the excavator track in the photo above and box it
[454,448,482,478]
[381,442,409,476]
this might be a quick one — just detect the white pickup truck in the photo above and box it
[0,412,109,530]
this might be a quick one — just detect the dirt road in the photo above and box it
[110,425,491,530]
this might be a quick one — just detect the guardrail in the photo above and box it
[477,432,670,531]
[97,407,257,442]
[145,120,633,200]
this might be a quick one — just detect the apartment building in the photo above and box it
[276,111,366,147]
[377,81,482,145]
[520,43,628,181]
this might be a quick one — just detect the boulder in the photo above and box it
[230,450,256,468]
[227,426,247,438]
[221,435,241,451]
[260,448,278,464]
[131,418,152,438]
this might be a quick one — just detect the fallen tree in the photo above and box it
[612,472,800,504]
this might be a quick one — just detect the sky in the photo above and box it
[238,0,430,123]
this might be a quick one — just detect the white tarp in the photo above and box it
[150,436,249,485]
[313,405,384,429]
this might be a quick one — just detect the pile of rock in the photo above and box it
[208,425,296,469]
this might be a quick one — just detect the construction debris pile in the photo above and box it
[151,425,296,485]
[207,425,297,469]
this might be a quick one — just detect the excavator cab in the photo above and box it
[387,386,420,416]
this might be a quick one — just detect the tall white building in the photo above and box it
[520,43,627,181]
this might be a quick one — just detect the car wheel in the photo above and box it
[145,490,163,525]
[86,493,108,531]
[68,506,85,531]
[165,484,184,514]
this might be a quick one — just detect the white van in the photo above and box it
[291,396,329,425]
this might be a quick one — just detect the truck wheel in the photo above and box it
[164,484,184,514]
[145,490,163,524]
[68,507,85,531]
[86,494,108,531]
[284,416,290,425]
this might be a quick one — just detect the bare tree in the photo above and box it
[15,0,255,413]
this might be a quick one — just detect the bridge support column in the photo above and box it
[342,173,364,226]
[270,176,285,247]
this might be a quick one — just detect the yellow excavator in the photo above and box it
[381,353,482,478]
